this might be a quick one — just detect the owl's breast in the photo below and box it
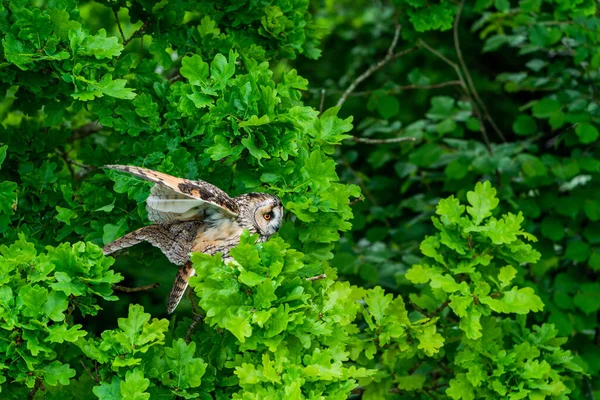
[191,217,244,256]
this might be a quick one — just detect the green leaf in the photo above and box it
[47,324,87,343]
[162,339,207,389]
[466,181,499,225]
[94,74,137,100]
[181,55,209,86]
[55,206,77,225]
[540,217,564,241]
[532,98,561,118]
[513,115,537,136]
[0,145,8,167]
[573,282,600,314]
[0,181,18,215]
[498,266,517,288]
[210,51,237,90]
[376,95,400,119]
[565,240,591,262]
[40,361,76,386]
[415,325,444,356]
[120,369,150,400]
[447,374,475,400]
[482,287,544,314]
[364,286,393,324]
[575,123,599,144]
[2,33,34,70]
[93,377,122,400]
[83,29,123,59]
[436,195,465,225]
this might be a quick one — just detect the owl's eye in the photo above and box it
[264,212,273,221]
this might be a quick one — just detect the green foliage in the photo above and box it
[0,236,120,395]
[0,0,596,398]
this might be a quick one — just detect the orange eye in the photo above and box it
[264,212,272,220]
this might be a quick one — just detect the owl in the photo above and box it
[102,165,283,313]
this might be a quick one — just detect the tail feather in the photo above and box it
[167,261,196,314]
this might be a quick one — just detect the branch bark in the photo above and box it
[453,0,506,142]
[336,23,408,108]
[113,283,160,292]
[352,136,416,144]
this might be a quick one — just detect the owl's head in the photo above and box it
[235,193,283,237]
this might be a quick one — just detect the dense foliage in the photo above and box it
[0,0,597,398]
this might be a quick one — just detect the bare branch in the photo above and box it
[306,274,327,281]
[419,38,493,153]
[113,9,126,43]
[453,0,506,142]
[185,315,203,344]
[124,21,149,46]
[352,81,463,97]
[352,136,416,144]
[318,89,326,116]
[185,290,204,343]
[55,149,93,170]
[336,23,414,108]
[113,283,160,292]
[309,81,462,98]
[80,360,100,383]
[68,121,103,142]
[27,379,44,400]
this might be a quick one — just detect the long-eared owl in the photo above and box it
[102,165,283,313]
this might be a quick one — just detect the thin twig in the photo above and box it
[318,89,326,116]
[431,300,450,317]
[336,22,405,108]
[410,301,431,318]
[27,379,43,400]
[453,0,506,142]
[353,81,462,96]
[80,360,100,383]
[187,288,199,316]
[68,121,103,142]
[306,274,327,281]
[112,283,160,292]
[418,39,493,153]
[352,136,416,144]
[185,289,204,343]
[124,21,149,46]
[113,9,126,43]
[309,81,462,97]
[186,315,203,344]
[55,149,92,170]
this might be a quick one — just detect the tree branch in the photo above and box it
[336,22,411,108]
[352,136,416,144]
[113,9,126,43]
[67,121,103,142]
[418,38,493,153]
[453,0,506,142]
[306,274,327,281]
[112,283,160,292]
[309,81,462,97]
[80,360,100,383]
[318,89,326,116]
[124,21,149,46]
[185,290,204,344]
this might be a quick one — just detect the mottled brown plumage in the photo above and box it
[102,165,283,313]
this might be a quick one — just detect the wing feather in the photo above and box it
[104,165,239,222]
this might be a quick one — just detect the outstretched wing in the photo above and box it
[102,221,202,265]
[104,165,239,223]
